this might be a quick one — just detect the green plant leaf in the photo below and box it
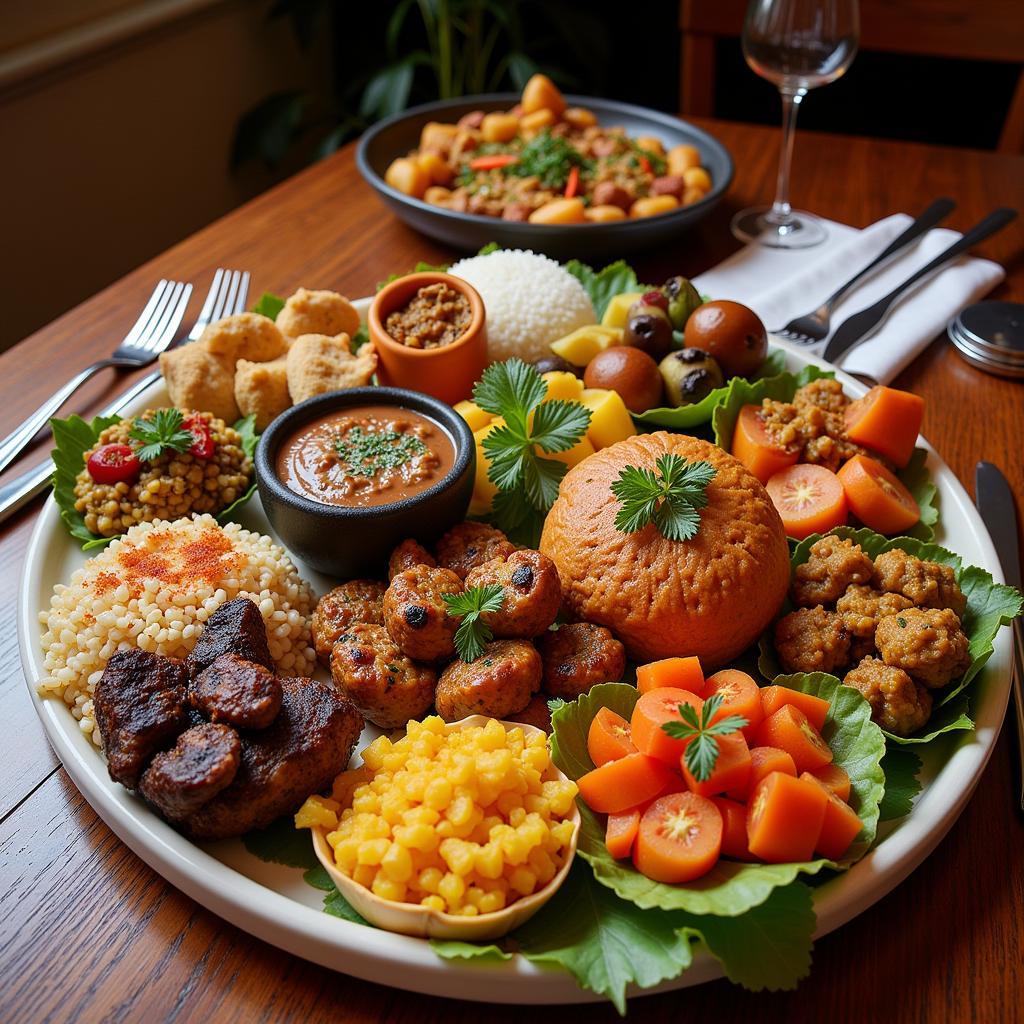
[898,447,939,541]
[303,864,335,891]
[232,90,308,170]
[877,747,923,821]
[251,292,286,320]
[360,60,416,120]
[323,886,372,926]
[242,814,319,869]
[562,258,649,321]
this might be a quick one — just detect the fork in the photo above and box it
[0,268,250,525]
[774,197,956,345]
[0,279,193,475]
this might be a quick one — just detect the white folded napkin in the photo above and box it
[692,214,1005,383]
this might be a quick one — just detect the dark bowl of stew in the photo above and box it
[255,387,475,577]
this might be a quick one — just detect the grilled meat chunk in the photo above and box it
[189,653,283,729]
[186,597,272,677]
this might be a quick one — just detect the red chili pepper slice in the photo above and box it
[638,155,652,174]
[87,443,141,485]
[564,166,580,198]
[468,154,519,171]
[183,414,215,460]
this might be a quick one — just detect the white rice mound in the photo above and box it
[38,514,317,746]
[449,249,596,364]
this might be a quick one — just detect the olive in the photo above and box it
[683,300,768,378]
[662,275,703,331]
[658,348,725,407]
[583,347,663,413]
[531,354,583,377]
[623,303,673,361]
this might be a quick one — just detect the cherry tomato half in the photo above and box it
[766,463,847,540]
[183,414,215,460]
[87,443,141,485]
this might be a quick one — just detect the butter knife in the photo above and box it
[975,461,1024,813]
[823,207,1018,365]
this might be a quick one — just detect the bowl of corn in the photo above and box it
[297,715,581,940]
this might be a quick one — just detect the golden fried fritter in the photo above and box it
[872,549,966,617]
[875,607,971,688]
[434,640,541,721]
[383,565,463,662]
[537,622,625,699]
[791,536,874,607]
[774,605,851,675]
[844,656,932,736]
[465,549,562,638]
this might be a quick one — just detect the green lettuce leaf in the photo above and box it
[563,258,652,321]
[251,292,286,319]
[877,747,923,821]
[549,679,885,917]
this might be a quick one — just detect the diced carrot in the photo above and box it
[808,763,851,802]
[843,385,924,469]
[754,704,834,773]
[732,404,799,484]
[577,752,676,814]
[801,774,863,859]
[838,454,920,534]
[587,706,638,767]
[631,687,704,765]
[746,772,829,863]
[712,796,754,860]
[704,669,763,735]
[759,685,831,731]
[636,656,705,696]
[468,154,519,171]
[726,745,795,800]
[766,464,848,540]
[681,730,752,797]
[605,807,641,859]
[634,792,723,883]
[564,165,580,198]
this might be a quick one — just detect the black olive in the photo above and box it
[532,355,583,377]
[681,368,712,396]
[675,347,706,364]
[511,565,534,589]
[404,605,428,628]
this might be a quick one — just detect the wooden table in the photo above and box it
[2,119,1022,1024]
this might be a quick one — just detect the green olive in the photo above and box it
[662,276,703,331]
[658,348,725,406]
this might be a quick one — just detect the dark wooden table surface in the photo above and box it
[2,118,1022,1024]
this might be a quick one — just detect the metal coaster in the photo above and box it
[948,301,1024,379]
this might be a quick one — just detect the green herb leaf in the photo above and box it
[444,584,504,662]
[473,358,546,430]
[332,425,427,478]
[877,747,923,821]
[611,453,715,542]
[563,258,647,320]
[323,886,372,926]
[505,130,593,190]
[661,693,748,782]
[129,408,194,462]
[251,292,286,319]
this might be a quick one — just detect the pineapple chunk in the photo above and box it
[541,371,584,403]
[580,388,637,449]
[550,325,623,367]
[600,292,644,329]
[455,399,492,433]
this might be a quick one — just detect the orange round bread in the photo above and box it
[540,431,790,666]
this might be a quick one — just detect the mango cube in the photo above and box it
[471,418,504,515]
[600,293,644,329]
[540,371,585,403]
[549,325,623,367]
[580,388,637,449]
[455,399,492,433]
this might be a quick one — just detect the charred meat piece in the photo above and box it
[189,653,283,729]
[139,723,241,820]
[184,678,364,840]
[186,597,272,677]
[94,649,189,789]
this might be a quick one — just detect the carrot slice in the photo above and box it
[681,730,751,797]
[577,752,676,814]
[605,807,642,859]
[732,404,799,484]
[587,707,638,767]
[636,656,705,696]
[809,762,851,802]
[754,705,834,773]
[759,684,830,731]
[766,464,848,540]
[746,772,828,863]
[631,687,704,765]
[801,774,863,859]
[726,745,795,800]
[468,154,519,170]
[634,792,723,883]
[704,669,763,735]
[712,796,753,860]
[838,454,920,535]
[843,385,924,469]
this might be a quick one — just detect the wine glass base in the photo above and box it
[731,208,829,248]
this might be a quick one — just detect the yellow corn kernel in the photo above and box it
[508,866,538,896]
[495,790,523,817]
[360,736,392,771]
[499,832,530,865]
[528,847,557,885]
[474,842,505,880]
[352,863,376,889]
[438,871,466,906]
[421,894,446,912]
[356,837,390,866]
[294,796,339,831]
[332,837,360,871]
[551,819,576,848]
[393,823,440,853]
[465,886,486,909]
[435,819,455,839]
[380,841,414,883]
[524,793,547,815]
[418,867,444,894]
[509,806,527,828]
[351,789,380,815]
[402,805,441,827]
[446,793,475,827]
[458,904,480,917]
[478,890,506,914]
[372,875,407,903]
[439,838,476,877]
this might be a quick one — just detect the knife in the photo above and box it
[975,461,1024,814]
[823,207,1019,364]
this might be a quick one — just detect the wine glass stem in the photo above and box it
[766,88,806,227]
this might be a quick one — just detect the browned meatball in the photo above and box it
[538,622,626,699]
[791,536,874,607]
[836,585,914,642]
[311,581,386,665]
[510,694,554,734]
[774,606,851,675]
[872,549,967,617]
[592,181,632,210]
[435,522,515,580]
[434,640,541,722]
[383,565,463,662]
[875,607,971,688]
[329,623,436,729]
[388,538,436,581]
[464,549,562,638]
[844,657,932,736]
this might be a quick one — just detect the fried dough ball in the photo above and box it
[464,549,562,638]
[383,565,463,662]
[774,606,851,675]
[434,640,541,722]
[329,623,435,728]
[791,536,874,607]
[836,585,914,642]
[311,581,386,665]
[276,288,360,340]
[285,334,377,404]
[200,312,287,364]
[159,346,239,423]
[872,549,967,617]
[388,538,437,581]
[875,607,971,688]
[435,522,515,580]
[538,622,626,699]
[234,356,290,431]
[844,656,932,736]
[510,694,553,734]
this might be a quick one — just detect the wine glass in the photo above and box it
[731,0,859,248]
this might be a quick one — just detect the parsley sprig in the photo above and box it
[129,409,194,463]
[443,584,504,662]
[611,454,716,542]
[662,694,748,782]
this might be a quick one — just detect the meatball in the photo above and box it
[311,581,386,665]
[836,585,914,641]
[464,549,562,638]
[329,623,436,728]
[875,607,971,688]
[774,606,851,675]
[434,640,541,722]
[510,694,554,734]
[383,564,463,662]
[844,657,932,736]
[791,536,874,607]
[872,549,967,617]
[538,623,626,700]
[435,522,515,580]
[388,539,437,581]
